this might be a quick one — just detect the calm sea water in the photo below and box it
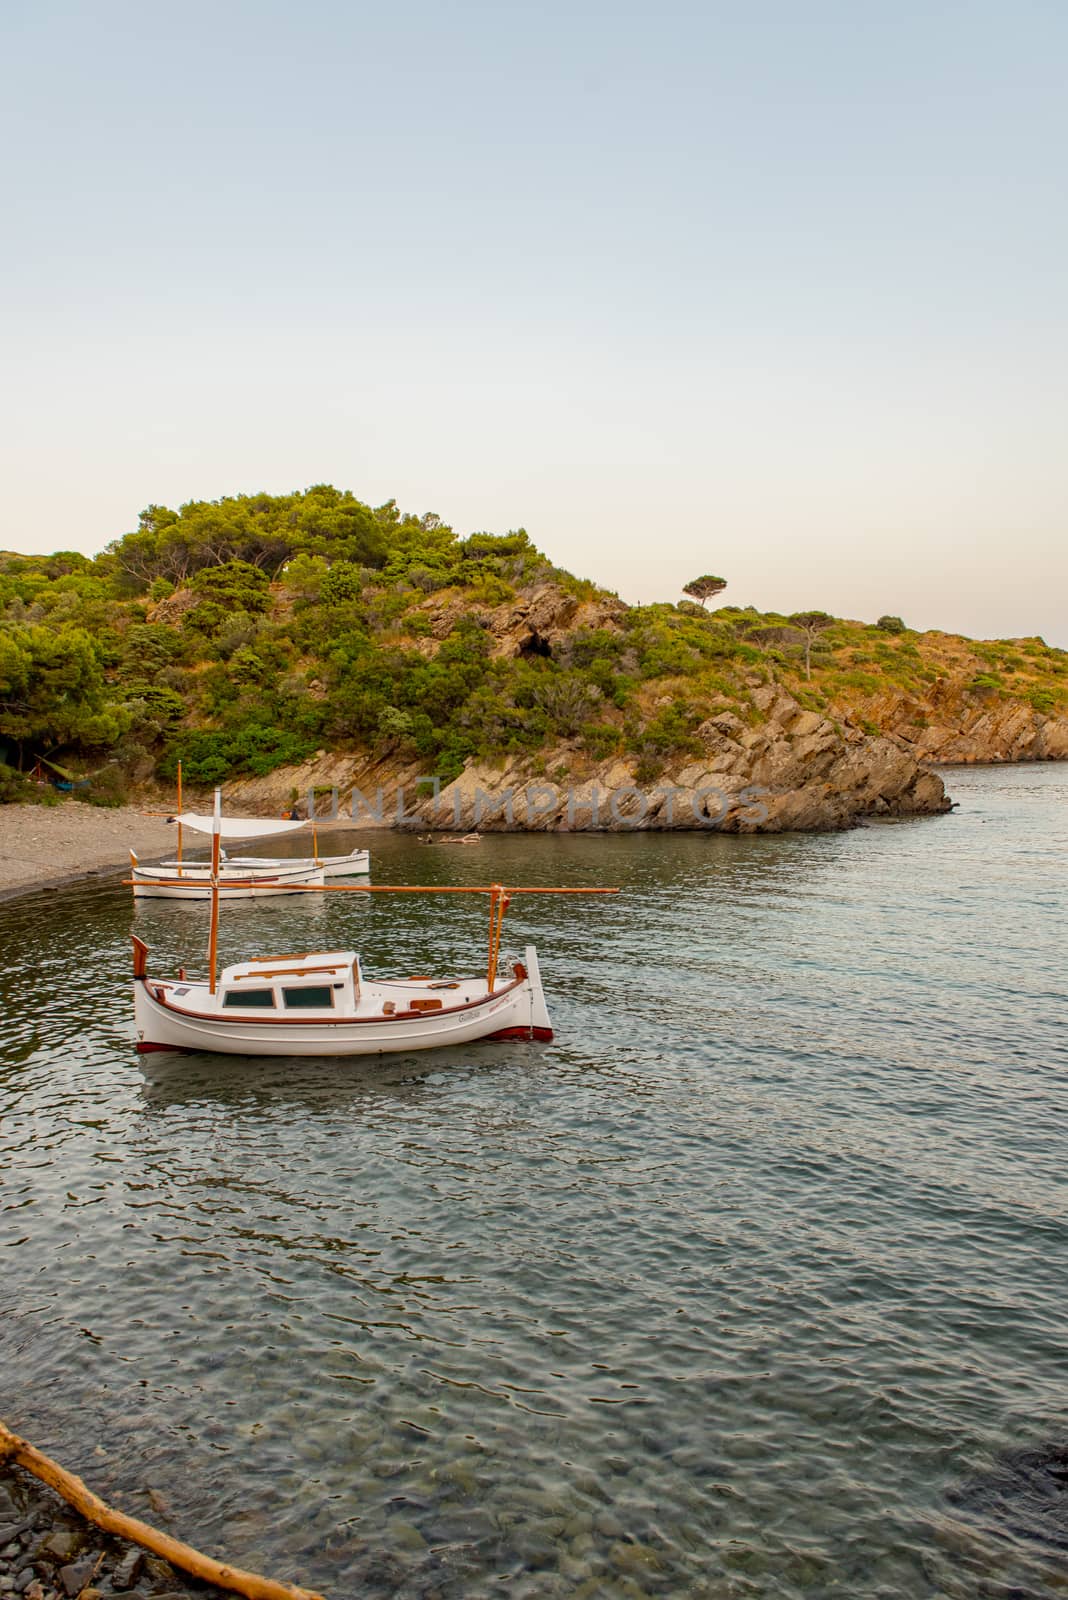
[1,765,1066,1599]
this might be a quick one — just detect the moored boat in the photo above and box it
[133,942,551,1055]
[130,787,618,1058]
[162,798,370,881]
[222,843,370,878]
[130,858,326,901]
[137,773,368,897]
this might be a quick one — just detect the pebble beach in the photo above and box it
[0,805,180,902]
[0,1464,232,1600]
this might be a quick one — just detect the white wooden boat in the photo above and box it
[130,857,326,901]
[222,844,369,878]
[158,846,369,878]
[130,788,618,1058]
[132,942,551,1055]
[136,774,367,897]
[162,798,370,880]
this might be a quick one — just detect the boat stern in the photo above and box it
[486,945,553,1041]
[522,944,553,1039]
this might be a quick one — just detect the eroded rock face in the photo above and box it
[830,682,1068,763]
[146,587,200,626]
[206,684,953,834]
[416,586,626,659]
[401,686,951,834]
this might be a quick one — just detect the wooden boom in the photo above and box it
[122,868,621,995]
[122,882,619,895]
[226,883,621,895]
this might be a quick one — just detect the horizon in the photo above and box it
[2,1,1065,647]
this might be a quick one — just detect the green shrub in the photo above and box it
[633,751,665,786]
[320,562,364,605]
[230,647,268,685]
[466,575,516,607]
[581,721,623,760]
[123,683,187,730]
[636,702,702,757]
[0,762,35,802]
[121,623,184,676]
[189,561,271,613]
[161,724,317,783]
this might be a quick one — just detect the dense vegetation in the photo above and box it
[1,485,1066,803]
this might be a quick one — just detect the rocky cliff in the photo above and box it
[221,679,952,833]
[212,591,1068,832]
[828,679,1068,765]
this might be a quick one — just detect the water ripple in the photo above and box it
[1,765,1067,1596]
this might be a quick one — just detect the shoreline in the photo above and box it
[0,756,1060,905]
[0,803,180,905]
[0,1457,287,1600]
[0,800,376,906]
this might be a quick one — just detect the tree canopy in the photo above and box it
[682,575,727,609]
[1,489,1064,800]
[789,611,835,679]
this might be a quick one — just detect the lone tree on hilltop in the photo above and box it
[682,574,727,610]
[789,610,835,679]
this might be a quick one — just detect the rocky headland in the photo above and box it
[4,492,1066,842]
[210,582,1063,832]
[223,677,952,833]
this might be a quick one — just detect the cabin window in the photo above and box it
[223,988,276,1008]
[282,985,335,1009]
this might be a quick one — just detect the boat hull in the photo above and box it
[223,848,370,879]
[132,865,325,901]
[134,946,552,1057]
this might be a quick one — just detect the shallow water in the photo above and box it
[1,765,1066,1599]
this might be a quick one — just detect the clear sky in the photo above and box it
[2,0,1065,644]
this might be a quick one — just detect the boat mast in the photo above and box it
[176,760,183,877]
[207,786,221,994]
[486,884,510,990]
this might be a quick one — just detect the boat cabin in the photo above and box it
[212,950,360,1014]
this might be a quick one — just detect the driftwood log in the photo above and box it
[0,1422,326,1600]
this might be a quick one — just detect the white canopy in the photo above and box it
[168,812,309,840]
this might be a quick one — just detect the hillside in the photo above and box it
[1,486,1065,830]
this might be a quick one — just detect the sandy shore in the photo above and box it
[0,802,186,901]
[0,800,373,902]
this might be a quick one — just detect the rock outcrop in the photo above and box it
[415,584,626,659]
[830,681,1068,764]
[182,601,1068,835]
[219,683,951,833]
[405,683,949,833]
